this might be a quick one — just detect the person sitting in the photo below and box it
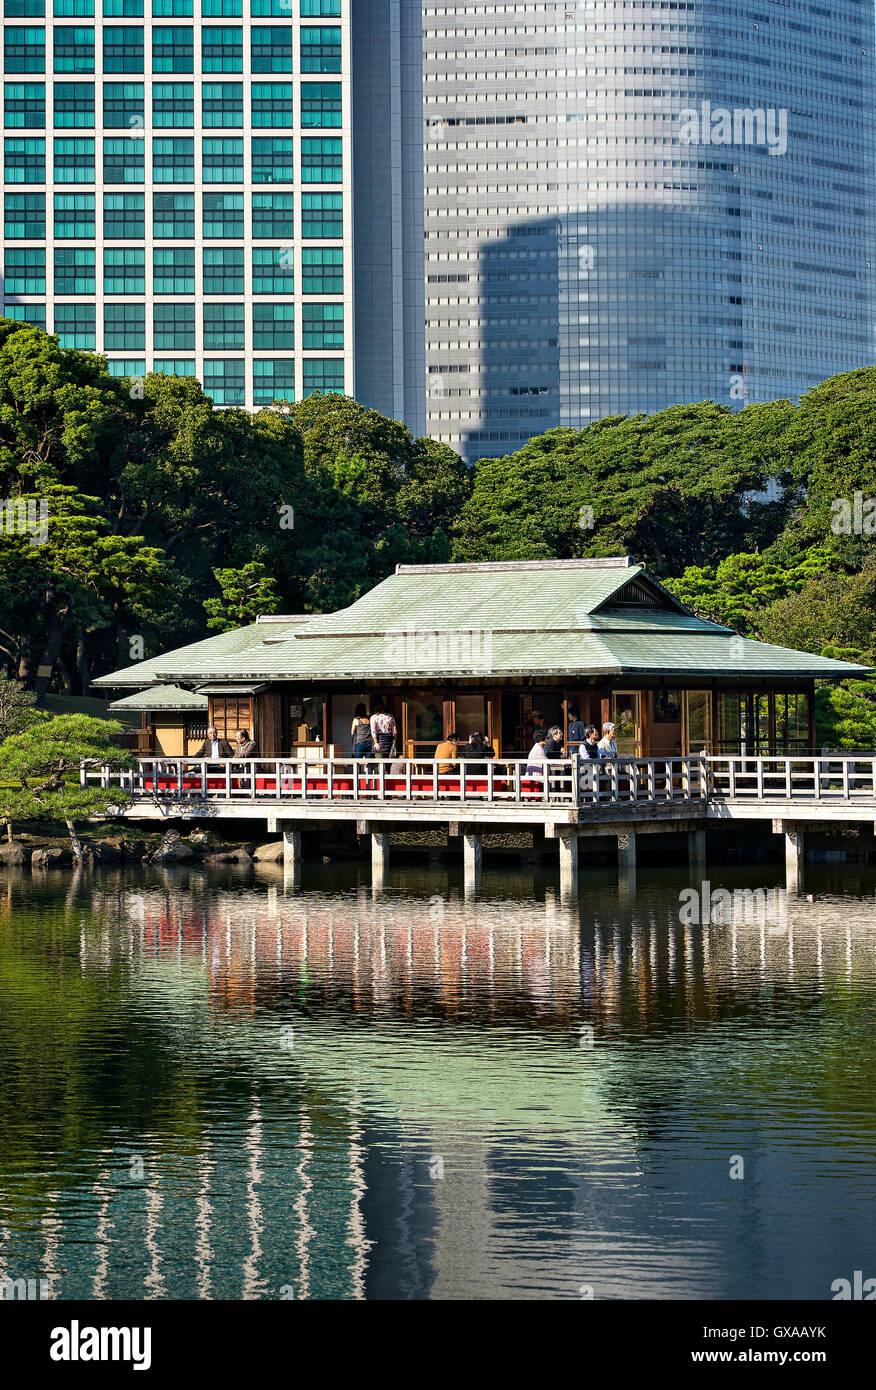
[598,721,618,758]
[192,725,232,759]
[544,725,564,759]
[525,731,549,779]
[579,725,601,760]
[351,702,373,758]
[434,731,459,773]
[233,728,257,758]
[576,725,601,795]
[458,730,495,760]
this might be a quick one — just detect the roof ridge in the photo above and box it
[395,558,636,573]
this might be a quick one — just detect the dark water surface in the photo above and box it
[0,860,874,1300]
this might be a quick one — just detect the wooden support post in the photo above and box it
[617,831,636,871]
[282,826,302,889]
[463,829,482,897]
[688,828,707,877]
[558,830,578,902]
[784,828,805,895]
[372,830,390,886]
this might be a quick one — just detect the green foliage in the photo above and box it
[205,562,281,632]
[0,713,135,835]
[0,669,42,743]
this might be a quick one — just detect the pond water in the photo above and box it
[0,860,874,1300]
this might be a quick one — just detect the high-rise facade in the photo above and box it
[1,0,425,426]
[422,2,876,463]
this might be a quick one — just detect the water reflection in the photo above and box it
[0,863,874,1300]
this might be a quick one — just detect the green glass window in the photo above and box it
[103,135,143,182]
[4,189,43,236]
[152,0,191,12]
[202,135,242,182]
[202,0,239,11]
[300,24,339,72]
[202,25,241,71]
[53,244,94,292]
[152,81,192,125]
[252,358,294,404]
[301,245,342,294]
[102,25,143,71]
[203,358,243,405]
[4,1,45,14]
[53,80,93,125]
[300,81,339,128]
[103,190,144,237]
[4,26,45,71]
[203,299,243,348]
[251,25,292,72]
[202,189,242,237]
[53,189,93,236]
[203,244,244,294]
[302,301,341,349]
[252,245,291,293]
[103,245,144,293]
[153,245,194,293]
[104,301,144,350]
[152,25,193,71]
[300,0,339,13]
[102,0,142,14]
[301,190,341,238]
[202,80,240,126]
[252,191,292,239]
[251,81,291,127]
[153,189,193,237]
[301,135,340,183]
[153,300,195,349]
[5,243,44,292]
[302,357,342,396]
[53,25,94,72]
[54,0,93,13]
[250,0,287,13]
[153,135,193,181]
[4,80,43,126]
[102,82,142,126]
[252,302,293,350]
[106,357,144,374]
[3,133,43,178]
[54,299,95,348]
[54,134,93,180]
[153,357,194,374]
[251,135,292,183]
[3,301,44,326]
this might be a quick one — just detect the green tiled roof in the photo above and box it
[91,560,873,686]
[108,684,208,712]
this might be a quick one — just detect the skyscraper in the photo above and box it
[1,0,424,426]
[422,1,876,463]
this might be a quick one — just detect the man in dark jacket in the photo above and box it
[193,726,233,758]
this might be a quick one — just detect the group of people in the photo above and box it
[526,720,618,779]
[193,727,258,759]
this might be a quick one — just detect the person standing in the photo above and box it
[369,702,397,758]
[351,703,373,758]
[567,706,587,749]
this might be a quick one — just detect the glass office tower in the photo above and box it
[422,1,876,462]
[1,0,425,425]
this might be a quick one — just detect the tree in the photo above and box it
[0,669,41,744]
[204,562,281,632]
[0,713,135,857]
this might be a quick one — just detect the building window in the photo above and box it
[103,190,144,237]
[3,301,45,327]
[202,0,240,12]
[300,0,339,13]
[54,135,94,180]
[152,25,193,72]
[252,301,292,350]
[301,245,341,294]
[300,136,340,182]
[3,133,43,179]
[202,135,242,181]
[251,135,292,183]
[299,24,339,72]
[202,79,240,126]
[203,358,244,405]
[203,244,243,294]
[53,79,92,125]
[302,301,342,349]
[104,134,143,181]
[301,190,340,238]
[4,79,43,125]
[102,0,142,14]
[203,300,243,348]
[252,190,292,238]
[4,243,44,292]
[102,80,143,126]
[53,189,93,236]
[53,25,94,72]
[54,244,94,292]
[153,299,195,349]
[153,135,193,181]
[153,357,194,374]
[106,356,144,374]
[300,80,339,128]
[250,0,287,12]
[251,81,291,127]
[251,25,292,73]
[202,188,242,236]
[102,24,142,71]
[302,357,342,395]
[4,189,43,236]
[104,245,144,293]
[53,0,93,14]
[4,1,45,14]
[54,300,95,348]
[202,24,241,71]
[153,245,193,293]
[153,189,193,236]
[152,0,191,13]
[104,301,144,350]
[152,80,192,126]
[253,358,294,403]
[4,27,45,73]
[252,245,291,293]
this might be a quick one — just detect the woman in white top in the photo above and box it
[525,733,549,778]
[597,722,618,758]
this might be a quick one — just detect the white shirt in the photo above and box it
[210,740,220,757]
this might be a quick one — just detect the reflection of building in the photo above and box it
[422,3,876,462]
[94,558,869,758]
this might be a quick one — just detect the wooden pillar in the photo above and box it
[282,826,302,889]
[372,831,390,886]
[463,829,482,897]
[688,828,707,877]
[617,831,636,871]
[558,830,578,902]
[784,828,804,894]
